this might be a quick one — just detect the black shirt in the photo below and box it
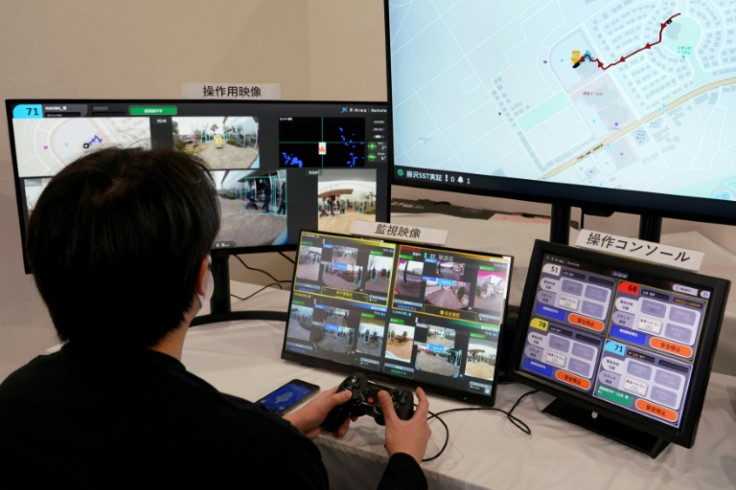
[0,344,426,489]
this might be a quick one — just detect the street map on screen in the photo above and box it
[388,0,736,201]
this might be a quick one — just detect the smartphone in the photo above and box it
[255,379,320,414]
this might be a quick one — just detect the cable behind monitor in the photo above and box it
[190,253,288,327]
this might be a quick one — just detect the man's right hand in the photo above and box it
[378,386,431,464]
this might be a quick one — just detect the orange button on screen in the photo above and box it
[569,313,604,332]
[635,398,678,422]
[554,370,591,390]
[650,337,693,358]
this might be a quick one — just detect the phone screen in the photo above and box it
[256,379,319,414]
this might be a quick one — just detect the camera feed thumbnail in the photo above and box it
[400,255,471,309]
[394,257,425,298]
[286,301,357,354]
[386,322,416,363]
[212,169,287,248]
[394,248,471,310]
[279,116,367,168]
[172,116,259,170]
[415,325,461,378]
[294,233,395,303]
[465,336,498,381]
[296,245,322,282]
[285,294,390,362]
[357,316,386,357]
[474,268,509,321]
[21,177,52,219]
[286,303,315,342]
[393,245,511,324]
[317,168,378,235]
[321,244,393,294]
[323,244,363,291]
[425,275,471,310]
[311,304,355,354]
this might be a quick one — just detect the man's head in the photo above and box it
[26,147,220,349]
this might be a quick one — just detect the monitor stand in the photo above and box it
[550,205,664,245]
[542,398,670,458]
[191,252,288,327]
[549,203,572,244]
[638,214,662,242]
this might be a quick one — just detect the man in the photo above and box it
[261,177,272,213]
[0,148,430,488]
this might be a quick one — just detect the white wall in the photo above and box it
[392,185,736,255]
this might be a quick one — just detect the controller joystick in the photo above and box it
[323,372,414,432]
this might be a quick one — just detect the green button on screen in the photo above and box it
[129,106,178,116]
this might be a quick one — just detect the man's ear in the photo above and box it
[195,255,211,296]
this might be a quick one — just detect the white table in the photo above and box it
[185,283,736,490]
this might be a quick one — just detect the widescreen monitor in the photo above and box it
[281,229,514,405]
[6,98,390,323]
[510,239,730,457]
[385,1,736,240]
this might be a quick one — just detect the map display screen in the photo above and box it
[13,117,150,178]
[386,1,736,221]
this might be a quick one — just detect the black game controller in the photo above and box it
[323,372,414,432]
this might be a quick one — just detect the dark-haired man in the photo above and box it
[0,147,430,488]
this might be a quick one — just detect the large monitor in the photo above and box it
[385,1,736,242]
[6,98,390,323]
[281,229,514,405]
[510,239,730,457]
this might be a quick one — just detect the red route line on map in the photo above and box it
[578,13,682,71]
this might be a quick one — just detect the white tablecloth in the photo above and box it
[184,284,736,490]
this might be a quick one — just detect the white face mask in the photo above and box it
[197,255,214,310]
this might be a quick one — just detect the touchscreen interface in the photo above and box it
[518,246,719,428]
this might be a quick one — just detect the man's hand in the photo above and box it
[283,385,352,439]
[379,386,431,464]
